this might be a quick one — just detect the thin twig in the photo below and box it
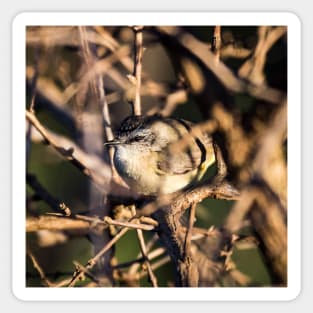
[27,213,157,233]
[211,26,221,63]
[73,261,101,285]
[128,234,159,275]
[79,25,116,177]
[97,76,114,142]
[98,74,127,187]
[26,110,109,189]
[132,26,144,115]
[136,228,158,287]
[113,247,166,269]
[68,226,129,287]
[27,249,73,287]
[138,255,171,279]
[27,250,52,287]
[26,50,39,166]
[26,174,156,233]
[115,254,171,284]
[104,216,156,231]
[27,173,62,211]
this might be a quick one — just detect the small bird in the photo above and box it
[104,115,215,196]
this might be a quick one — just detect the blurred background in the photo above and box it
[26,25,287,287]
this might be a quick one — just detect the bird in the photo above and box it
[104,115,215,196]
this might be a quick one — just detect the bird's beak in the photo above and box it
[103,139,121,146]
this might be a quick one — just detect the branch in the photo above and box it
[26,110,110,187]
[238,26,287,86]
[27,250,53,287]
[211,25,221,63]
[136,228,158,287]
[26,215,91,233]
[173,181,240,216]
[27,249,73,287]
[155,26,285,104]
[132,26,144,115]
[68,226,129,287]
[113,247,166,269]
[26,110,133,197]
[27,213,157,233]
[27,173,63,212]
[143,178,239,287]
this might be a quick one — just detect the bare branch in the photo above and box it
[113,247,166,269]
[26,110,133,197]
[239,26,287,86]
[68,226,129,287]
[136,228,158,287]
[27,250,53,286]
[26,110,110,188]
[131,26,144,115]
[104,216,156,231]
[155,26,285,104]
[26,216,90,233]
[211,25,221,62]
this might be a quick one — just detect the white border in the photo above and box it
[12,12,301,301]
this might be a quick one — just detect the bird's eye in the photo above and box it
[133,135,145,141]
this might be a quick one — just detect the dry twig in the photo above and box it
[136,228,158,287]
[131,26,144,115]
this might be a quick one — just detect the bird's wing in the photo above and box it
[157,128,214,175]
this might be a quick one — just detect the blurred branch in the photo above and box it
[26,215,91,233]
[78,26,98,96]
[26,75,77,134]
[155,26,285,104]
[220,45,252,59]
[239,26,287,86]
[26,110,111,189]
[129,26,144,115]
[26,25,288,288]
[157,88,188,116]
[211,25,221,62]
[26,110,133,197]
[223,101,287,284]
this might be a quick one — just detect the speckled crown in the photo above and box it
[117,115,162,137]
